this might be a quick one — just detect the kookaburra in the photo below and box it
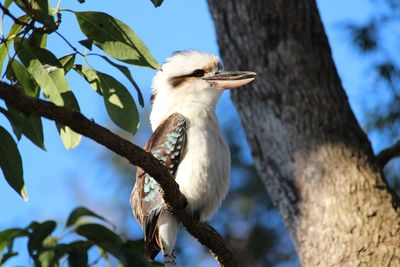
[130,51,256,266]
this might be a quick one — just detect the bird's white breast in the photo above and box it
[151,100,231,221]
[175,111,230,221]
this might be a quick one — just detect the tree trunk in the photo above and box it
[208,0,400,266]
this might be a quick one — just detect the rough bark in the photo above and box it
[208,0,400,266]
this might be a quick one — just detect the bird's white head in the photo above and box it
[150,50,256,129]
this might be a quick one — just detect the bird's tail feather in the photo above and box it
[144,238,161,260]
[143,210,162,260]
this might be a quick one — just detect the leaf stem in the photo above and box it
[55,0,63,13]
[2,29,30,80]
[0,3,26,26]
[55,31,85,57]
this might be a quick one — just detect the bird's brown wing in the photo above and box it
[130,113,187,260]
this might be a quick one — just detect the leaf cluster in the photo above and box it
[0,0,159,200]
[0,206,161,266]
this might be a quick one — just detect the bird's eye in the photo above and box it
[192,69,205,77]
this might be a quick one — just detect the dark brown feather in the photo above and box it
[130,113,187,260]
[169,76,191,88]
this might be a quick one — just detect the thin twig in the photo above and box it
[0,3,26,26]
[55,31,85,56]
[376,139,400,168]
[0,82,240,267]
[55,0,63,13]
[88,253,103,267]
[2,29,30,79]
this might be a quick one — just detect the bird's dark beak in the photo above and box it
[203,71,257,90]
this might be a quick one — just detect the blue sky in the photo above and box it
[0,0,379,266]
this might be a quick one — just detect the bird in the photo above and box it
[130,50,256,266]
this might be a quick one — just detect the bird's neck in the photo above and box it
[150,87,220,131]
[150,99,218,131]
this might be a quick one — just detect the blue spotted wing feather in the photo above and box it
[130,113,187,260]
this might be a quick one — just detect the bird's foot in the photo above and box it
[163,249,177,267]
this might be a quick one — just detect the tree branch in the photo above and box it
[376,139,400,168]
[0,82,239,267]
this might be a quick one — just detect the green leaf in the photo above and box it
[0,15,31,75]
[4,0,13,9]
[0,252,18,265]
[14,0,55,27]
[0,107,22,140]
[0,228,27,264]
[74,65,139,134]
[97,246,110,263]
[78,39,93,50]
[28,221,57,255]
[74,11,159,69]
[7,15,30,39]
[10,59,37,96]
[92,54,144,107]
[66,207,109,227]
[15,39,82,149]
[36,236,58,267]
[2,60,44,148]
[75,224,125,262]
[15,39,73,106]
[151,0,164,7]
[56,124,81,149]
[7,105,45,150]
[67,246,88,267]
[21,115,45,150]
[0,229,23,254]
[59,54,76,74]
[122,240,163,267]
[0,45,7,76]
[52,241,91,265]
[0,126,28,201]
[29,32,48,48]
[76,224,123,246]
[76,224,155,266]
